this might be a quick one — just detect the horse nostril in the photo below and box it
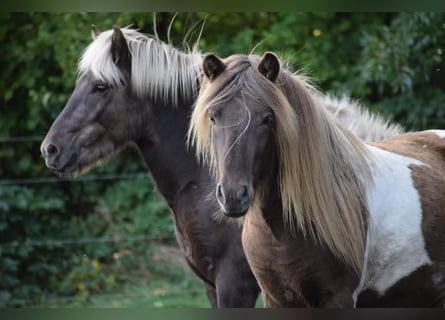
[238,185,250,203]
[216,184,226,204]
[46,144,59,157]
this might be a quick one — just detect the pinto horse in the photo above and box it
[40,26,403,307]
[189,52,445,307]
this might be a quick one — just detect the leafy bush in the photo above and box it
[0,184,71,306]
[358,12,445,129]
[0,13,175,306]
[0,171,173,306]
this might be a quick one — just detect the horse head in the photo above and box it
[40,27,147,175]
[193,52,281,217]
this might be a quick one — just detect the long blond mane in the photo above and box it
[189,54,373,273]
[78,27,202,105]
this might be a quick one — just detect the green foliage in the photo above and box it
[41,263,211,308]
[58,255,116,300]
[1,12,444,307]
[192,12,445,130]
[0,185,69,306]
[358,12,445,129]
[0,13,178,306]
[0,171,173,306]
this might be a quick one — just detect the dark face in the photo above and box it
[40,72,145,175]
[197,51,281,218]
[210,96,275,217]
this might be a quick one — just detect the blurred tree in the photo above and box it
[358,12,445,129]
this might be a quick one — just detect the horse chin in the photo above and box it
[61,141,117,177]
[218,197,252,219]
[221,207,249,219]
[46,152,79,176]
[52,162,82,178]
[53,152,107,177]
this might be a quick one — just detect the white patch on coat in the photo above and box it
[353,145,432,303]
[427,129,445,139]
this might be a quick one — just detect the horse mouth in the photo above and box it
[221,206,249,218]
[48,152,79,175]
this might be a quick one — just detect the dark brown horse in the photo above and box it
[190,52,445,307]
[40,26,403,307]
[40,26,260,307]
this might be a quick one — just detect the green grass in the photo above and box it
[27,243,264,308]
[32,245,212,308]
[39,274,211,308]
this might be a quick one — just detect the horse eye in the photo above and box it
[208,109,220,125]
[93,84,109,93]
[262,114,274,127]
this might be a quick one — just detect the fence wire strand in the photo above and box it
[0,172,149,185]
[0,234,176,249]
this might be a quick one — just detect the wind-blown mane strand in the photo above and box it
[78,27,202,106]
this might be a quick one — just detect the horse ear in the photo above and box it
[91,25,101,39]
[111,26,131,71]
[203,54,226,81]
[258,52,280,82]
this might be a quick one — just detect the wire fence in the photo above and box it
[0,234,176,249]
[0,135,150,185]
[0,135,172,247]
[0,135,44,143]
[1,135,207,307]
[0,172,150,185]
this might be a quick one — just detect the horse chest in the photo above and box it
[170,191,219,283]
[242,212,305,306]
[242,210,357,307]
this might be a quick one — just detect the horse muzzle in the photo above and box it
[41,141,78,174]
[216,183,253,218]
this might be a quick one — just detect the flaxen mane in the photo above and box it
[78,27,202,105]
[190,54,374,273]
[320,94,404,142]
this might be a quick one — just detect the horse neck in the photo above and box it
[135,99,211,205]
[251,149,284,230]
[130,43,205,205]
